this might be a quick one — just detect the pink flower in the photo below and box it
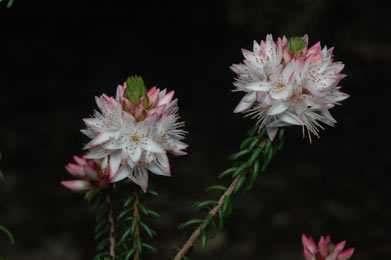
[61,156,111,192]
[302,234,354,260]
[231,34,349,142]
[81,76,187,192]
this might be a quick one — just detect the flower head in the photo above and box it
[302,234,354,260]
[81,76,187,192]
[231,34,349,142]
[61,156,111,192]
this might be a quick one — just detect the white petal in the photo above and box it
[157,153,170,176]
[246,82,271,91]
[129,146,142,163]
[84,147,110,159]
[61,180,90,192]
[279,112,304,125]
[266,126,278,141]
[234,92,256,113]
[140,139,165,153]
[130,167,149,192]
[267,101,289,116]
[111,166,132,182]
[109,151,122,179]
[147,163,168,176]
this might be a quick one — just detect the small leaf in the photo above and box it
[218,167,237,179]
[96,237,109,251]
[232,162,248,178]
[230,149,251,161]
[248,146,264,165]
[94,251,109,260]
[278,128,285,140]
[135,235,142,253]
[261,145,273,172]
[117,208,133,221]
[120,228,132,243]
[201,231,208,253]
[130,216,138,235]
[142,243,158,254]
[147,209,161,218]
[205,185,227,192]
[123,196,135,207]
[94,220,108,234]
[247,160,261,191]
[138,203,149,216]
[221,196,231,217]
[139,221,154,238]
[94,229,108,240]
[247,126,258,136]
[0,225,14,245]
[233,174,247,195]
[147,190,159,196]
[201,214,213,231]
[177,219,203,230]
[0,169,3,182]
[208,219,217,239]
[7,0,15,8]
[240,137,256,149]
[218,209,224,231]
[192,200,218,209]
[278,137,285,151]
[124,248,136,260]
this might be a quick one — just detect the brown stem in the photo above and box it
[173,171,246,260]
[173,140,267,260]
[133,185,141,260]
[106,192,116,260]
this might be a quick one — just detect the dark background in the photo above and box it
[0,0,390,259]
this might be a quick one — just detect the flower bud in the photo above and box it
[289,36,307,55]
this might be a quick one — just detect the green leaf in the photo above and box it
[205,185,227,192]
[247,126,258,136]
[138,203,149,216]
[218,209,224,231]
[142,243,157,254]
[218,167,237,179]
[278,137,285,151]
[147,189,159,196]
[261,145,273,172]
[201,231,208,253]
[248,145,264,165]
[278,128,285,140]
[240,137,256,149]
[232,162,249,178]
[94,220,108,234]
[120,228,132,243]
[221,195,231,217]
[230,149,251,161]
[208,219,217,239]
[93,251,109,260]
[130,216,138,235]
[0,225,14,245]
[201,214,213,231]
[96,237,109,251]
[247,160,261,191]
[146,209,161,218]
[0,169,3,182]
[139,221,154,238]
[192,200,218,209]
[94,229,108,240]
[7,0,15,8]
[135,235,142,253]
[124,248,136,260]
[86,190,100,203]
[177,219,203,230]
[123,196,135,207]
[233,174,247,195]
[117,208,133,221]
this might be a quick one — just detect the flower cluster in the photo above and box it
[61,156,111,192]
[231,34,349,141]
[302,234,354,260]
[63,76,187,192]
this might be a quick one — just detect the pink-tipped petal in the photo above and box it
[61,180,90,192]
[337,248,354,260]
[111,166,131,182]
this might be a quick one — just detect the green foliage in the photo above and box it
[0,225,15,245]
[175,126,286,259]
[89,187,160,260]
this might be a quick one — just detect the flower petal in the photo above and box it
[61,180,90,192]
[111,166,132,182]
[140,139,165,153]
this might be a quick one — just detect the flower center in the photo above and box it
[131,135,140,142]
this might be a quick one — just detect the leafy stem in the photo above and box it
[132,185,141,260]
[106,191,116,260]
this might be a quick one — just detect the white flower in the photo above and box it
[232,34,349,142]
[82,77,187,191]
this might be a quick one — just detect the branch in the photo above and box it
[106,192,116,260]
[173,170,246,260]
[133,186,141,260]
